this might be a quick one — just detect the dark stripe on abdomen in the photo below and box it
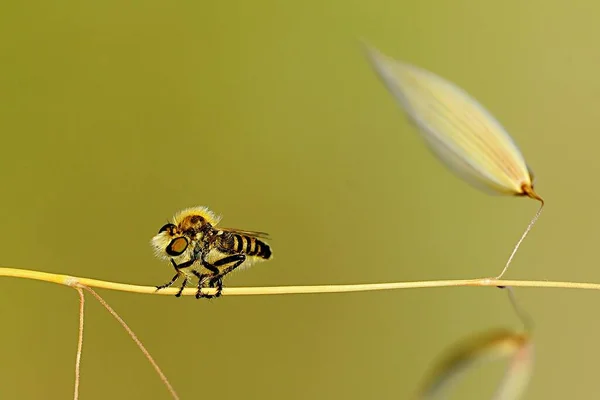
[233,234,244,252]
[248,239,272,259]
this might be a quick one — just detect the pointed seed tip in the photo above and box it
[521,184,544,204]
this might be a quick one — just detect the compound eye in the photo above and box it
[158,223,176,234]
[166,237,188,256]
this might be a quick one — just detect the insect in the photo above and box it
[151,206,273,299]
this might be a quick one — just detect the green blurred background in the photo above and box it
[0,0,596,398]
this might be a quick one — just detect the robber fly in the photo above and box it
[151,206,273,299]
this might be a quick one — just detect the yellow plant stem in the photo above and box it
[1,267,600,296]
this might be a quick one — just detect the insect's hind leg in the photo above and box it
[193,254,246,299]
[210,254,247,298]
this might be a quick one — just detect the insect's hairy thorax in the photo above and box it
[212,231,237,253]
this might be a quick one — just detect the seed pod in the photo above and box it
[363,43,544,279]
[419,329,534,400]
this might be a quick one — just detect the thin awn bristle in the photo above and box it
[496,198,544,280]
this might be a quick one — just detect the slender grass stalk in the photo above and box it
[78,285,180,400]
[2,267,600,294]
[73,287,85,400]
[2,265,592,400]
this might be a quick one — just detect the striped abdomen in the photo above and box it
[217,233,272,260]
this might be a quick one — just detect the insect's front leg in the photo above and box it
[156,258,197,296]
[155,272,180,291]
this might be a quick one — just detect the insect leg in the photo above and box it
[155,273,180,291]
[191,270,211,299]
[175,277,188,297]
[211,276,225,298]
[182,251,221,299]
[155,257,197,295]
[200,259,220,275]
[210,254,246,298]
[192,254,246,299]
[171,258,195,269]
[213,254,246,269]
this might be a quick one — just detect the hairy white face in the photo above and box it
[151,207,219,264]
[150,223,198,266]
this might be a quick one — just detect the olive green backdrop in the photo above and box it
[0,1,596,399]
